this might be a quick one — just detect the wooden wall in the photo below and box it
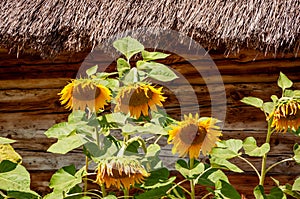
[1,47,300,198]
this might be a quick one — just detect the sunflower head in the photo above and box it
[114,83,166,118]
[95,157,150,189]
[58,79,111,112]
[271,99,300,133]
[168,114,222,159]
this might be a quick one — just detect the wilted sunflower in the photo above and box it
[58,79,111,111]
[168,114,222,159]
[95,157,150,190]
[271,99,300,133]
[114,83,166,118]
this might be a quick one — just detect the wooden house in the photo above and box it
[0,0,300,198]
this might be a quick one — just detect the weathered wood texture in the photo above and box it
[1,48,300,198]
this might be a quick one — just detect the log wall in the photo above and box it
[1,47,300,198]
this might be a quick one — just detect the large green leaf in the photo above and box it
[113,37,144,60]
[43,191,63,199]
[253,185,267,199]
[267,187,285,199]
[142,50,170,61]
[0,164,31,191]
[0,137,15,144]
[68,111,86,123]
[87,137,119,161]
[103,196,118,199]
[86,65,98,77]
[0,160,17,173]
[142,144,162,170]
[243,137,270,157]
[241,97,264,108]
[210,157,243,173]
[44,122,76,139]
[215,180,241,199]
[148,63,178,82]
[117,58,131,77]
[135,184,172,199]
[293,144,300,164]
[49,165,82,193]
[6,191,40,199]
[121,123,167,135]
[47,134,87,154]
[122,67,137,84]
[207,170,229,184]
[263,102,274,114]
[0,144,22,163]
[142,168,175,189]
[211,139,243,159]
[292,177,300,191]
[278,72,293,91]
[175,159,205,179]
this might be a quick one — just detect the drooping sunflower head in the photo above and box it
[271,99,300,133]
[95,157,150,189]
[168,113,222,159]
[58,78,111,112]
[114,83,166,118]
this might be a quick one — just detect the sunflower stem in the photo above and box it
[101,183,107,197]
[123,188,130,199]
[84,156,89,196]
[189,158,196,199]
[259,118,273,186]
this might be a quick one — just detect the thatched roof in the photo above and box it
[0,0,299,57]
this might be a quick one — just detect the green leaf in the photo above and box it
[0,137,16,144]
[0,144,22,163]
[263,102,274,114]
[148,63,178,82]
[43,191,63,199]
[284,89,294,97]
[121,123,167,135]
[267,187,285,199]
[122,67,136,84]
[0,164,31,191]
[113,37,144,60]
[254,185,267,199]
[103,196,118,199]
[117,58,131,77]
[207,170,229,184]
[104,112,128,125]
[278,72,293,91]
[88,137,119,161]
[271,95,279,103]
[241,97,264,108]
[292,177,300,191]
[7,191,40,199]
[44,122,76,139]
[280,183,300,198]
[142,50,170,61]
[215,180,241,199]
[86,65,98,77]
[0,160,17,173]
[135,184,172,199]
[142,168,175,189]
[68,111,86,123]
[293,144,300,164]
[210,157,243,173]
[211,139,243,159]
[175,159,205,179]
[243,137,270,157]
[49,165,82,193]
[47,134,87,154]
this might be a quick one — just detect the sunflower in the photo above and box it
[271,99,300,133]
[114,83,166,118]
[58,79,111,111]
[95,157,150,190]
[168,114,222,159]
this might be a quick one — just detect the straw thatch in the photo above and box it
[0,0,299,57]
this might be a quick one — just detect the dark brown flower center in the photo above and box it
[124,88,153,106]
[73,83,101,100]
[179,124,207,145]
